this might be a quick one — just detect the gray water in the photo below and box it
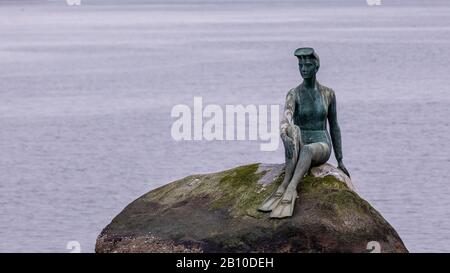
[1,0,450,252]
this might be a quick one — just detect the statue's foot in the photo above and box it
[281,186,297,203]
[269,187,297,218]
[258,190,282,212]
[275,184,288,197]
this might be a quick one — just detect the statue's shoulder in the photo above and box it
[318,83,336,99]
[286,84,303,98]
[285,86,298,100]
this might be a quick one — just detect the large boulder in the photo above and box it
[96,163,408,253]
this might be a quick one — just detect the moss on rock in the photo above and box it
[96,163,408,253]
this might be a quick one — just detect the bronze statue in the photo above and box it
[259,47,350,218]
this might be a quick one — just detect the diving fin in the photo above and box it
[269,190,297,218]
[258,191,283,212]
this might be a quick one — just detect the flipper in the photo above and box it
[258,191,283,212]
[269,189,297,218]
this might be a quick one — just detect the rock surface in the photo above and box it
[96,163,408,253]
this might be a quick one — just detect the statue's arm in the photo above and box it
[280,90,296,158]
[328,91,350,177]
[280,90,295,136]
[328,91,342,161]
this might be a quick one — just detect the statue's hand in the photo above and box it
[338,161,351,178]
[282,134,295,159]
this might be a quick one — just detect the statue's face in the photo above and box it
[298,57,318,79]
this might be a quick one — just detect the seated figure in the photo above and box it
[259,47,351,218]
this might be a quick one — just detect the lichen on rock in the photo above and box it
[96,163,408,253]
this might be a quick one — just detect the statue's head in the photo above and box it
[294,47,320,80]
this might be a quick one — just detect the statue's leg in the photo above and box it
[271,142,330,218]
[258,125,301,212]
[275,125,301,196]
[282,142,331,203]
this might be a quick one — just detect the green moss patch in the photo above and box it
[209,164,281,218]
[300,174,349,193]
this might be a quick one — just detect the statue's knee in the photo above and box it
[286,124,300,140]
[301,144,313,155]
[285,125,293,137]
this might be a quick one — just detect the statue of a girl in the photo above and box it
[259,47,351,218]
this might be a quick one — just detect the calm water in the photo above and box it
[1,0,449,252]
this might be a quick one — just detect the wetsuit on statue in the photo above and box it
[259,47,350,218]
